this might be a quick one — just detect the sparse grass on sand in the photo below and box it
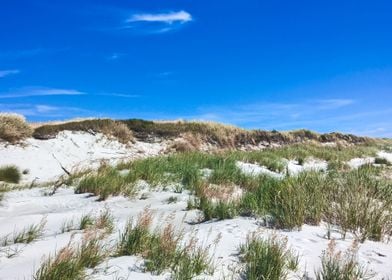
[1,219,46,246]
[315,240,374,280]
[0,165,21,184]
[69,142,391,242]
[33,232,107,280]
[60,209,114,234]
[239,234,299,280]
[0,113,33,143]
[116,209,214,277]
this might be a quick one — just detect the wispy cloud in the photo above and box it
[0,69,20,78]
[0,87,86,99]
[97,92,140,98]
[124,10,192,33]
[315,98,354,109]
[0,103,89,117]
[127,10,192,24]
[184,98,357,129]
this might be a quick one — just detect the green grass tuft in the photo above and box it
[0,165,21,184]
[239,235,299,280]
[116,209,213,277]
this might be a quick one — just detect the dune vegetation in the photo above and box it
[66,142,392,243]
[0,165,21,184]
[0,113,33,143]
[31,118,373,148]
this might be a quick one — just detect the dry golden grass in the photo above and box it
[33,119,134,144]
[0,113,33,143]
[106,121,134,144]
[31,117,372,149]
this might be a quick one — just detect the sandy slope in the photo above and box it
[0,131,165,184]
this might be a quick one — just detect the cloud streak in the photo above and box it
[0,103,89,118]
[127,10,192,24]
[183,98,359,129]
[0,69,20,78]
[124,10,192,34]
[97,92,140,98]
[0,87,86,99]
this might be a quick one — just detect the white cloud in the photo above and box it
[315,99,354,109]
[35,104,59,113]
[97,92,140,98]
[0,103,89,118]
[0,87,86,99]
[0,69,20,78]
[127,10,192,24]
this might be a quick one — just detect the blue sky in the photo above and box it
[1,0,391,137]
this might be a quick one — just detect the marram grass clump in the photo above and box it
[0,165,21,184]
[116,209,214,278]
[0,113,33,143]
[33,232,107,280]
[239,234,299,280]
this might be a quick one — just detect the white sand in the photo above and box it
[286,158,328,176]
[377,151,392,163]
[236,158,328,178]
[0,131,165,184]
[347,157,375,169]
[235,161,283,179]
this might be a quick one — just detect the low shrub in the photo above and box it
[0,113,33,143]
[0,165,21,184]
